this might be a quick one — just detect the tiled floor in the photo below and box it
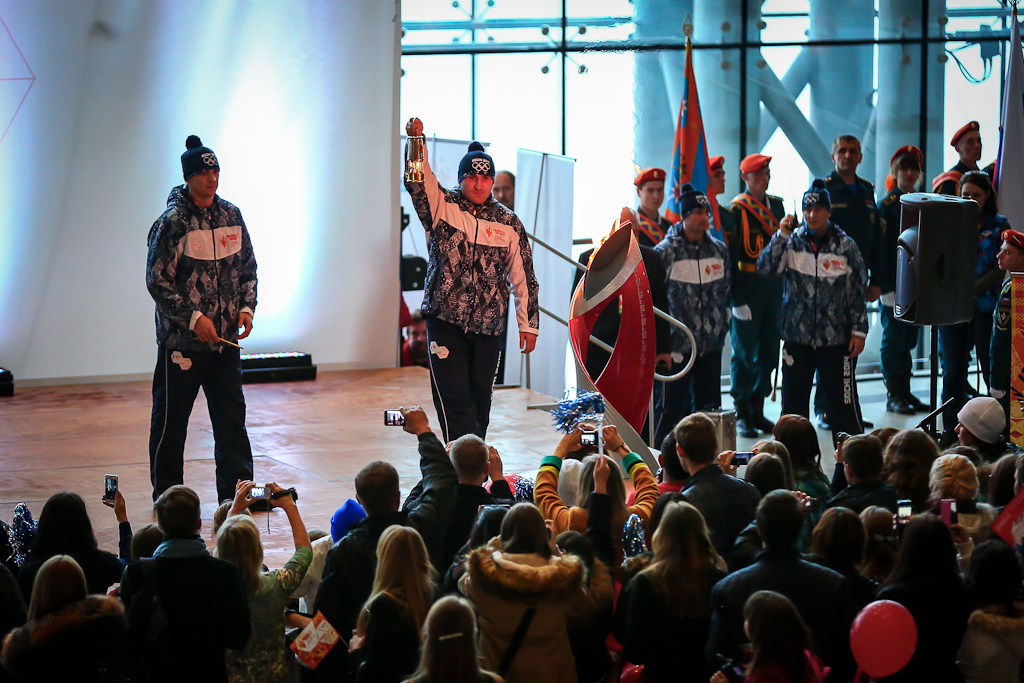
[0,366,935,567]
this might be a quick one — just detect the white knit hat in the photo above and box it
[957,397,1006,444]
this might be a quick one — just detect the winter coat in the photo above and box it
[757,223,868,348]
[460,546,585,683]
[1,595,134,683]
[745,650,830,683]
[654,227,731,357]
[405,153,539,337]
[146,185,257,352]
[957,609,1024,683]
[824,170,882,289]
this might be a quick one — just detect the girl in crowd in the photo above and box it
[858,506,900,584]
[217,483,312,683]
[405,595,503,683]
[956,540,1024,682]
[349,525,437,683]
[882,428,941,512]
[877,514,971,682]
[710,591,829,683]
[804,508,877,608]
[744,453,790,497]
[987,453,1020,508]
[929,454,996,543]
[460,503,584,683]
[2,555,133,681]
[752,439,795,489]
[772,416,831,505]
[618,502,726,682]
[445,505,509,592]
[17,492,125,600]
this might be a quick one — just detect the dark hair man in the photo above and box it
[653,184,731,443]
[933,121,984,195]
[146,136,257,503]
[313,405,456,676]
[708,155,737,244]
[493,170,515,210]
[404,119,539,443]
[826,435,899,513]
[708,491,856,677]
[120,486,251,683]
[757,179,868,437]
[674,413,760,563]
[728,154,787,438]
[401,309,429,368]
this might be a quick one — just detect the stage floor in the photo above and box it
[0,367,559,567]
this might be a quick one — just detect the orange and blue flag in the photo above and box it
[665,39,725,243]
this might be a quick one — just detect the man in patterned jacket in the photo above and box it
[757,179,868,437]
[653,183,731,443]
[404,119,539,442]
[146,136,257,502]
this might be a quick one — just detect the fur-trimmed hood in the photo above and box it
[466,547,584,603]
[1,595,127,675]
[967,609,1024,635]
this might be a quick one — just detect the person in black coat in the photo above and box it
[0,564,27,683]
[119,485,251,683]
[708,491,857,680]
[313,406,457,679]
[876,514,972,683]
[803,507,878,608]
[826,435,899,514]
[16,492,126,601]
[441,435,513,570]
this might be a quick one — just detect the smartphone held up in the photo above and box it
[104,474,118,502]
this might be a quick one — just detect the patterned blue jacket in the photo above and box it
[146,186,257,352]
[975,214,1008,316]
[405,153,539,337]
[756,223,867,348]
[654,226,731,358]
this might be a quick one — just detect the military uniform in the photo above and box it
[932,159,974,196]
[729,192,785,422]
[634,210,672,249]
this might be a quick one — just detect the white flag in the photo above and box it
[996,11,1024,232]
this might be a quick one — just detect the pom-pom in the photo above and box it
[552,391,606,433]
[810,178,827,190]
[680,182,695,193]
[185,135,203,149]
[467,141,485,152]
[622,513,647,558]
[8,503,37,567]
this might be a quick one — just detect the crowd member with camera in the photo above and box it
[443,437,514,571]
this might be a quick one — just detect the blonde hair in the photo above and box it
[27,555,87,620]
[929,453,979,503]
[638,502,721,618]
[215,515,264,595]
[356,526,434,637]
[212,500,252,539]
[575,455,629,531]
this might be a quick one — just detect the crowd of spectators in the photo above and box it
[2,401,1024,683]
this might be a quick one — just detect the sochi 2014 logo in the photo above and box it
[202,152,218,167]
[471,158,491,175]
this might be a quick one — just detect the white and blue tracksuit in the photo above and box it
[757,223,868,435]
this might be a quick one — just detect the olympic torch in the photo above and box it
[405,117,426,183]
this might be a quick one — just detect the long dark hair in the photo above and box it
[639,502,721,617]
[28,492,99,562]
[810,507,866,573]
[500,503,551,558]
[960,170,999,220]
[773,415,827,484]
[882,514,961,589]
[744,591,814,682]
[410,596,494,683]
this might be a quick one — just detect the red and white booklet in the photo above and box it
[290,611,340,669]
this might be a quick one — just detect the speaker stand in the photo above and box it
[916,326,956,439]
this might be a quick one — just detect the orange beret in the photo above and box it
[709,156,725,172]
[890,144,924,167]
[739,154,771,174]
[950,121,980,148]
[634,167,666,187]
[1002,229,1024,251]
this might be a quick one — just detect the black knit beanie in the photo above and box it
[679,182,711,218]
[802,178,831,211]
[181,135,220,180]
[458,141,495,183]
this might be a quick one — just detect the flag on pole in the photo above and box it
[665,35,725,243]
[996,7,1024,234]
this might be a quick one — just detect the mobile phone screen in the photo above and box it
[384,409,405,426]
[104,475,118,501]
[732,452,754,466]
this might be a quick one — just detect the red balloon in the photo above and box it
[850,600,918,678]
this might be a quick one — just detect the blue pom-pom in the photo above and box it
[552,391,606,433]
[9,503,37,567]
[622,513,647,558]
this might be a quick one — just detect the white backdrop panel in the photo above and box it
[504,149,574,399]
[0,0,400,381]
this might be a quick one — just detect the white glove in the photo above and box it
[991,388,1007,400]
[731,305,752,321]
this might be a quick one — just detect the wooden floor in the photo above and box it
[0,367,558,567]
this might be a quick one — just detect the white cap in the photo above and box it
[957,397,1006,444]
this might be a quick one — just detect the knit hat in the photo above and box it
[458,141,495,183]
[679,182,711,219]
[330,499,367,542]
[957,397,1006,444]
[181,135,220,180]
[802,178,832,211]
[929,454,979,502]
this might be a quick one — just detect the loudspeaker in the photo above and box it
[895,192,978,325]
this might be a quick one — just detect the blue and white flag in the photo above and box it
[996,10,1024,232]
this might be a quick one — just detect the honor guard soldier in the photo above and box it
[729,154,786,438]
[633,167,672,247]
[708,155,737,244]
[991,229,1024,439]
[878,145,927,415]
[933,121,983,195]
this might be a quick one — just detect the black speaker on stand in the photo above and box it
[894,192,978,437]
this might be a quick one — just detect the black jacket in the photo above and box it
[120,553,251,683]
[442,480,514,572]
[825,479,900,514]
[18,549,124,603]
[313,431,456,677]
[803,553,879,609]
[708,548,857,680]
[349,593,430,683]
